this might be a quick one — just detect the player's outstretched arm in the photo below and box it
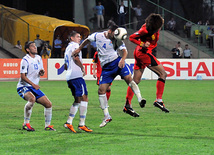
[73,39,91,56]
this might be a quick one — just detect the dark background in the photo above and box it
[0,0,75,21]
[0,0,213,27]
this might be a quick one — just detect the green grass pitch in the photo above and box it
[0,80,214,154]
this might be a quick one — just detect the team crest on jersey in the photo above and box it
[152,35,155,40]
[22,66,25,69]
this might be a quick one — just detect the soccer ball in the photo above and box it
[114,27,128,40]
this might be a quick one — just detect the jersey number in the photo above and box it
[102,43,106,49]
[34,64,38,70]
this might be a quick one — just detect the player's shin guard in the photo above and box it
[44,107,52,127]
[67,102,80,124]
[126,86,134,105]
[24,101,34,124]
[99,94,110,118]
[128,80,142,102]
[156,78,165,102]
[79,101,88,126]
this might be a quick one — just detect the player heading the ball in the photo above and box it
[73,23,146,128]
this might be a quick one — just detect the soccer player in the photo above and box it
[63,31,93,133]
[92,51,111,100]
[17,41,55,131]
[73,24,146,128]
[125,13,169,113]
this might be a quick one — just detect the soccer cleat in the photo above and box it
[23,123,35,131]
[64,122,77,133]
[45,125,56,131]
[139,98,146,108]
[78,125,93,132]
[99,117,112,128]
[123,106,140,117]
[153,101,169,113]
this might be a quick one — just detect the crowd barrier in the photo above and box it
[1,59,214,80]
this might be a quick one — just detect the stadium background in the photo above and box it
[0,0,213,27]
[1,0,214,59]
[1,0,214,80]
[0,1,214,154]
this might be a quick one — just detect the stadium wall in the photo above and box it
[0,59,214,80]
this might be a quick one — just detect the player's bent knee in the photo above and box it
[82,95,88,102]
[38,96,52,108]
[25,92,36,103]
[46,99,52,108]
[124,74,132,85]
[98,89,105,95]
[45,102,52,108]
[134,78,141,84]
[161,71,167,80]
[28,97,36,103]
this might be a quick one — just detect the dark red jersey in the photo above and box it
[129,24,160,54]
[92,51,102,77]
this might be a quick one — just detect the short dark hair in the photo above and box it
[108,24,119,32]
[145,13,164,32]
[68,31,79,41]
[24,41,34,52]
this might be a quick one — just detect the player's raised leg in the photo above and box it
[148,64,169,113]
[126,69,146,107]
[123,73,146,117]
[125,86,134,107]
[124,86,140,117]
[124,69,146,117]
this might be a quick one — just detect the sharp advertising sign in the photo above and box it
[47,59,214,80]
